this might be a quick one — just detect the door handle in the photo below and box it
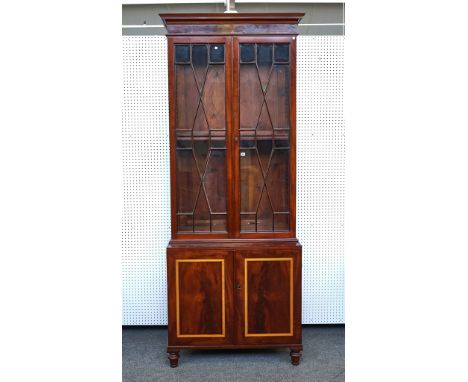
[236,283,241,290]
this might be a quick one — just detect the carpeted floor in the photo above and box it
[123,325,344,382]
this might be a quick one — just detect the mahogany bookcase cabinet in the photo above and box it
[160,13,305,367]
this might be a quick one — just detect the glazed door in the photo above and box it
[233,36,296,238]
[169,37,232,238]
[170,36,296,239]
[234,248,302,345]
[167,248,234,346]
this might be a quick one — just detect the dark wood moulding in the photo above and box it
[160,13,304,36]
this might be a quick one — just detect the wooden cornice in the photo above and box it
[160,13,305,26]
[159,13,305,36]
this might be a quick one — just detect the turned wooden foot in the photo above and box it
[168,351,180,368]
[290,348,301,366]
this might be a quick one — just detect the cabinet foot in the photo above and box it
[290,348,301,366]
[168,351,180,368]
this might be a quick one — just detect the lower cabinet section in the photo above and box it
[167,245,302,367]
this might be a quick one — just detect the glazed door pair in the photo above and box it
[167,248,301,346]
[170,36,296,239]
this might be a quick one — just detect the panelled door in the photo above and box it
[167,248,234,346]
[234,248,302,345]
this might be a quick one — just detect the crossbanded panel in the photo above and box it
[122,35,344,324]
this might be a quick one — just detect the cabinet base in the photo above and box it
[167,344,303,367]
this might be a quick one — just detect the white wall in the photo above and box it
[122,35,344,324]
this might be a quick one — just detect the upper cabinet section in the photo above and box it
[163,14,303,239]
[160,13,304,36]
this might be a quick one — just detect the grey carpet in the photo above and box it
[123,325,344,382]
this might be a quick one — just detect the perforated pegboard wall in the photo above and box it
[122,35,344,325]
[297,36,344,323]
[122,36,170,325]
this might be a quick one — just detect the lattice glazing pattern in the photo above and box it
[122,35,344,324]
[174,43,228,233]
[239,43,291,232]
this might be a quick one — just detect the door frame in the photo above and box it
[232,36,297,239]
[168,36,234,240]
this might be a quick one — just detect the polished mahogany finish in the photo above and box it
[234,249,302,346]
[161,13,304,367]
[167,248,234,347]
[160,13,304,36]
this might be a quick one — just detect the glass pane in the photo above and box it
[193,140,209,174]
[174,44,226,233]
[240,44,255,62]
[257,139,273,174]
[239,43,291,232]
[192,45,208,88]
[257,44,273,89]
[211,138,225,148]
[175,45,190,63]
[203,150,226,213]
[257,188,273,231]
[176,150,200,213]
[212,214,227,232]
[274,43,289,63]
[193,190,210,232]
[256,103,273,132]
[175,65,199,130]
[274,136,290,148]
[240,149,263,214]
[240,138,255,149]
[193,105,209,135]
[239,64,263,130]
[266,65,290,130]
[210,44,224,62]
[274,213,290,231]
[178,215,193,232]
[241,214,256,232]
[176,138,191,149]
[266,148,290,213]
[257,44,273,66]
[202,66,225,130]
